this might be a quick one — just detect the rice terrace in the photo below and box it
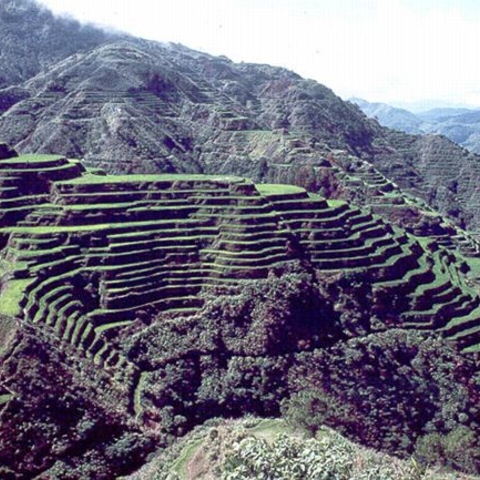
[2,141,480,478]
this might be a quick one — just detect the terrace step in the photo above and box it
[441,302,480,338]
[88,295,204,324]
[311,233,407,270]
[441,305,480,351]
[402,294,479,329]
[102,282,203,310]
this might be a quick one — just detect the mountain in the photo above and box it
[0,0,115,89]
[0,2,479,253]
[1,36,480,234]
[418,108,480,153]
[416,107,475,123]
[0,36,374,173]
[2,148,480,478]
[4,2,480,479]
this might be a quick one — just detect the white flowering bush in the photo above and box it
[143,419,478,480]
[221,430,424,480]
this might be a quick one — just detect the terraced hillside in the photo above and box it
[3,1,480,242]
[3,145,480,477]
[330,150,480,259]
[0,147,479,355]
[0,147,478,364]
[3,27,480,234]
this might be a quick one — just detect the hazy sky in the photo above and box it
[38,0,480,109]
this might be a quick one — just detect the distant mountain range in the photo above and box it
[352,97,480,154]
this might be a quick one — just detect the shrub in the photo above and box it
[221,431,424,480]
[415,426,480,474]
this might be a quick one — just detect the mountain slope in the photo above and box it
[353,98,480,155]
[419,108,480,153]
[2,147,480,477]
[1,7,480,232]
[0,37,374,173]
[2,36,480,234]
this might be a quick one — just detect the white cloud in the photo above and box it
[37,0,480,107]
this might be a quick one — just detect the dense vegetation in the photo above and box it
[126,280,480,475]
[1,146,480,478]
[125,416,479,479]
[0,326,155,479]
[285,331,480,469]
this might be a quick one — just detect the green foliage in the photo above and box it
[216,356,290,417]
[0,330,153,480]
[286,329,480,467]
[0,393,12,404]
[281,389,354,438]
[127,263,334,434]
[415,426,480,474]
[147,418,478,480]
[197,263,334,356]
